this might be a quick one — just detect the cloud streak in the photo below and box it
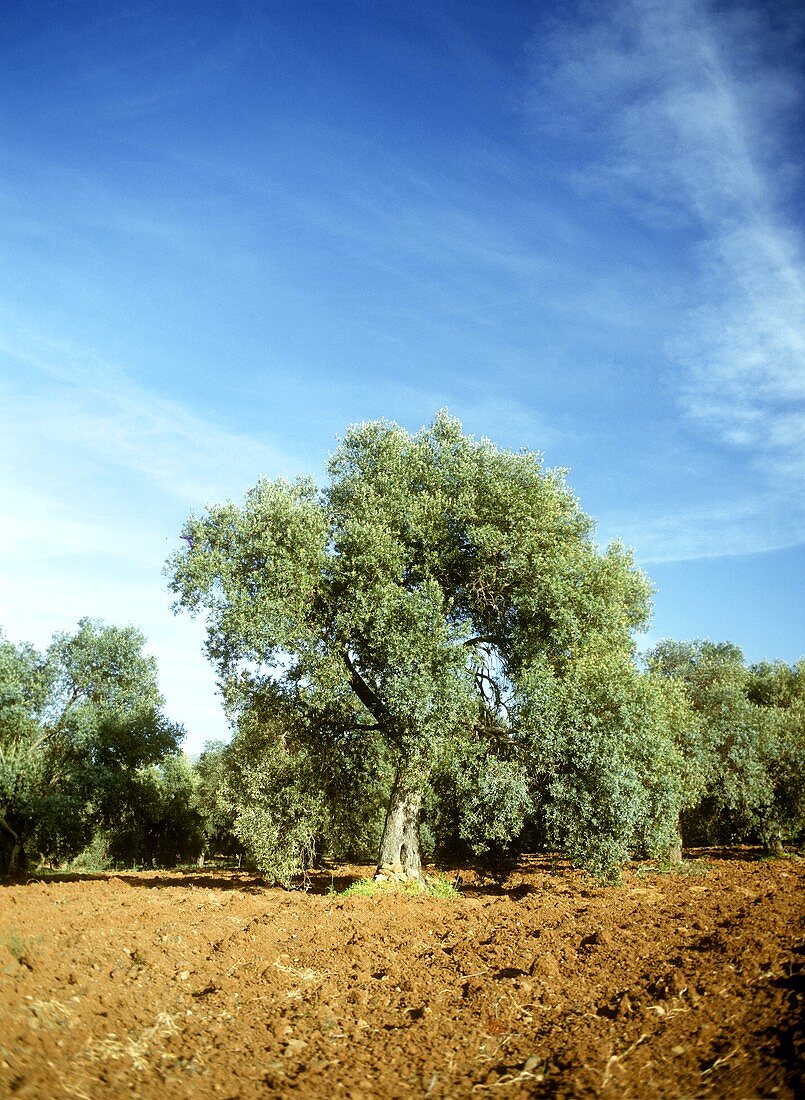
[530,0,805,553]
[0,335,301,507]
[0,334,294,750]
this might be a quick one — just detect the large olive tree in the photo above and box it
[168,413,676,881]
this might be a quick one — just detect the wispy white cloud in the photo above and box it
[601,492,804,566]
[0,336,301,505]
[0,334,303,750]
[678,221,805,454]
[530,0,805,556]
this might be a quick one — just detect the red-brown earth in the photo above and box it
[1,851,802,1098]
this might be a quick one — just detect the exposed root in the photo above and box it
[601,1032,650,1088]
[472,1069,545,1091]
[701,1046,742,1076]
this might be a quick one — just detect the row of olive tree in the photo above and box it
[67,746,242,872]
[5,416,800,882]
[194,637,803,884]
[0,618,243,875]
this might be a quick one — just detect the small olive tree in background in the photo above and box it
[646,641,804,852]
[102,755,206,870]
[746,659,805,851]
[192,741,243,866]
[0,619,182,875]
[518,644,698,876]
[168,412,692,883]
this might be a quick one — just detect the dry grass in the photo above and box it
[84,1012,179,1071]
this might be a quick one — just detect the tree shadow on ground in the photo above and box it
[1,870,269,893]
[4,847,787,894]
[686,845,789,863]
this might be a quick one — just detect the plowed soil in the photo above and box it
[1,852,802,1099]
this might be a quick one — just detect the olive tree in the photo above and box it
[192,742,242,866]
[0,636,51,873]
[746,658,805,851]
[0,619,182,875]
[520,643,698,872]
[168,413,676,881]
[102,755,206,869]
[646,641,804,852]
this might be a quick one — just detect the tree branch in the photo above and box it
[475,667,503,710]
[0,812,19,841]
[462,635,506,649]
[30,684,82,753]
[343,649,382,721]
[30,728,55,753]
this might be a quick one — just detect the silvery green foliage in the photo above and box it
[168,413,673,880]
[0,620,182,873]
[518,647,693,879]
[427,739,531,857]
[215,705,326,885]
[648,642,805,847]
[748,660,805,846]
[210,683,390,880]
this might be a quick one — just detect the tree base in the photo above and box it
[375,766,424,881]
[375,860,419,883]
[666,842,683,865]
[0,838,27,878]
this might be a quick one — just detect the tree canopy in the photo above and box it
[168,413,689,881]
[0,618,182,874]
[647,640,805,852]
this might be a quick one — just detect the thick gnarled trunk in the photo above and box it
[665,820,684,865]
[0,816,27,878]
[376,765,423,881]
[762,824,785,857]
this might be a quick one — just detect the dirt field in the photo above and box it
[1,852,802,1099]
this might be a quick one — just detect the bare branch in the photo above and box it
[343,649,382,721]
[462,635,506,649]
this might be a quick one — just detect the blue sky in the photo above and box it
[1,0,803,752]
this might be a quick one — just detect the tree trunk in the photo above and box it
[759,813,785,857]
[666,820,684,865]
[0,816,27,878]
[0,836,27,878]
[376,765,424,881]
[763,831,785,857]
